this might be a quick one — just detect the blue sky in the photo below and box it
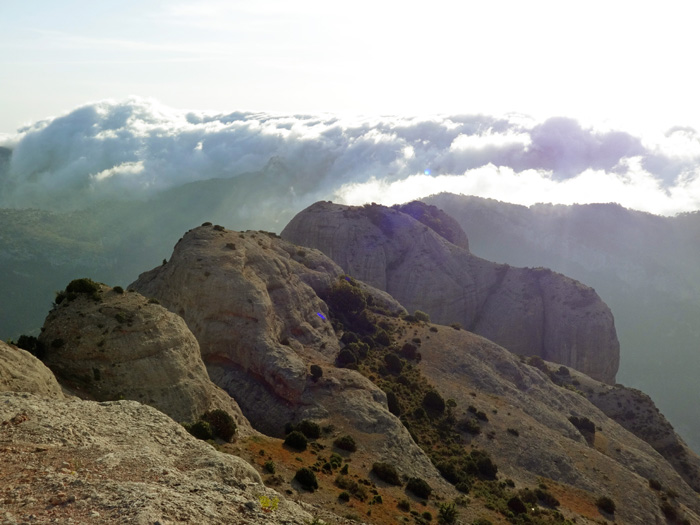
[2,1,699,136]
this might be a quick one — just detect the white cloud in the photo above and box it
[3,98,700,216]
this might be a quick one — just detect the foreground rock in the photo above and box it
[130,225,447,488]
[37,283,250,432]
[282,201,620,384]
[0,341,63,398]
[0,393,311,525]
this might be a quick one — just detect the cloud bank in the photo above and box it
[2,98,700,216]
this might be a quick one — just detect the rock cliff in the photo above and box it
[37,282,250,431]
[281,201,620,383]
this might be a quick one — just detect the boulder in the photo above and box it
[37,282,250,432]
[0,340,63,398]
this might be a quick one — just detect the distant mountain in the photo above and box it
[423,192,700,453]
[282,201,619,384]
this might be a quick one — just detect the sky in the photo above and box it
[2,1,700,214]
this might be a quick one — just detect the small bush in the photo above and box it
[339,491,350,502]
[384,353,403,374]
[334,434,357,452]
[648,478,662,490]
[186,420,213,440]
[397,499,411,511]
[422,511,433,521]
[437,502,458,524]
[294,467,318,491]
[336,349,357,367]
[422,390,446,415]
[507,428,520,437]
[310,364,323,381]
[414,310,430,323]
[65,278,101,300]
[113,286,124,294]
[429,326,438,332]
[295,419,321,439]
[399,343,418,360]
[15,335,46,359]
[406,477,432,499]
[374,329,391,346]
[284,431,308,451]
[596,496,616,514]
[507,496,527,514]
[264,460,276,474]
[201,409,237,441]
[372,462,401,485]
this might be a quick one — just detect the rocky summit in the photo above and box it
[282,201,620,384]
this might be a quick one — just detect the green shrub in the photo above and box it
[397,499,411,511]
[372,462,401,485]
[339,491,350,502]
[310,364,323,381]
[334,434,357,452]
[406,477,432,499]
[295,419,321,439]
[201,409,237,441]
[596,496,616,514]
[399,343,418,360]
[437,502,457,524]
[326,279,366,315]
[336,349,357,367]
[507,496,527,514]
[472,519,493,525]
[421,511,433,521]
[384,353,403,374]
[374,329,391,346]
[186,420,213,440]
[507,428,520,437]
[414,310,430,323]
[264,460,276,474]
[65,278,101,300]
[294,467,318,491]
[284,430,308,451]
[422,390,446,415]
[113,286,124,294]
[15,335,46,359]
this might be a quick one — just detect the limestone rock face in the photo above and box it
[0,341,63,398]
[281,201,620,383]
[129,225,446,489]
[0,393,311,525]
[37,285,249,431]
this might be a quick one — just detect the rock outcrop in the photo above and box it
[130,225,444,487]
[37,283,250,432]
[0,392,312,525]
[0,341,63,398]
[282,201,620,383]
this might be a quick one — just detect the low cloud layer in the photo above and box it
[2,98,700,216]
